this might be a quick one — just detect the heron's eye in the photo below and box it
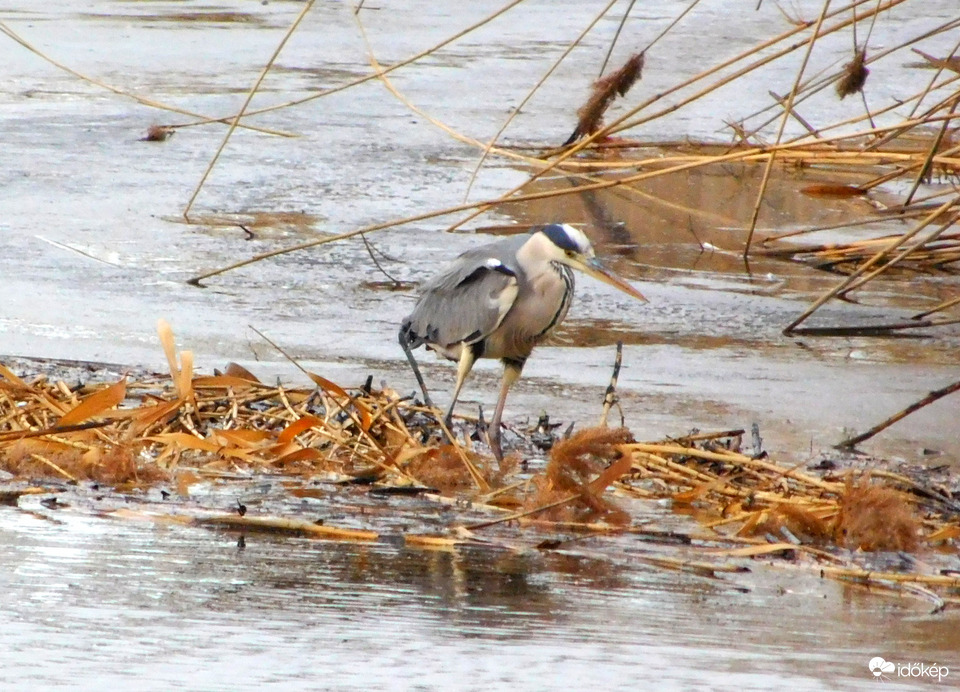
[565,250,575,257]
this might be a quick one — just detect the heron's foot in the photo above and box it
[472,405,488,440]
[487,424,504,464]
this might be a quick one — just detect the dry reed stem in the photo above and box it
[598,341,623,427]
[783,195,960,332]
[744,0,834,256]
[607,0,902,138]
[822,565,960,587]
[768,90,820,137]
[903,96,960,206]
[194,514,379,541]
[625,442,841,492]
[597,0,638,76]
[448,102,960,238]
[0,21,295,138]
[187,108,960,286]
[176,0,531,131]
[737,14,960,141]
[462,0,621,201]
[837,209,960,294]
[352,13,544,173]
[182,0,317,220]
[442,0,899,234]
[906,39,960,120]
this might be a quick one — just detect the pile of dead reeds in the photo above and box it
[615,430,960,608]
[0,322,477,489]
[2,322,958,608]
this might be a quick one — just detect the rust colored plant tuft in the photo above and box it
[833,477,920,552]
[836,49,869,99]
[525,427,634,524]
[565,52,645,145]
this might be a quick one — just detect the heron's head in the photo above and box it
[539,223,647,302]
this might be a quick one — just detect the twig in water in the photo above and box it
[599,341,623,427]
[838,378,960,448]
[359,233,401,285]
[786,318,960,336]
[913,294,960,320]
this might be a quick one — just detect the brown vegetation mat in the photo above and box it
[2,323,958,610]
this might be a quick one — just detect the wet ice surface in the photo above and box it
[2,497,958,692]
[2,0,960,689]
[3,0,960,464]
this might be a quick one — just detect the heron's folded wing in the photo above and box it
[406,259,519,348]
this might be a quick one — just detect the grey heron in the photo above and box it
[399,223,646,460]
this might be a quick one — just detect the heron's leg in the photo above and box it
[488,357,524,463]
[444,344,478,427]
[398,330,434,409]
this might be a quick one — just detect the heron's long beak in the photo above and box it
[572,256,647,302]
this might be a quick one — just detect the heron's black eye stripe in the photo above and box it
[542,223,581,252]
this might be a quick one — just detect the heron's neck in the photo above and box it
[515,233,560,280]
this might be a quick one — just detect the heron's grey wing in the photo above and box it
[401,257,520,349]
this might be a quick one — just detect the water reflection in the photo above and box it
[507,160,942,308]
[2,505,958,691]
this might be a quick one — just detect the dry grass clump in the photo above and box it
[735,479,921,552]
[2,340,956,607]
[834,478,920,552]
[524,427,634,525]
[0,322,446,489]
[0,363,432,487]
[1,438,163,485]
[405,444,489,494]
[621,435,953,556]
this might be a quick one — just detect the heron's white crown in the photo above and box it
[541,223,594,258]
